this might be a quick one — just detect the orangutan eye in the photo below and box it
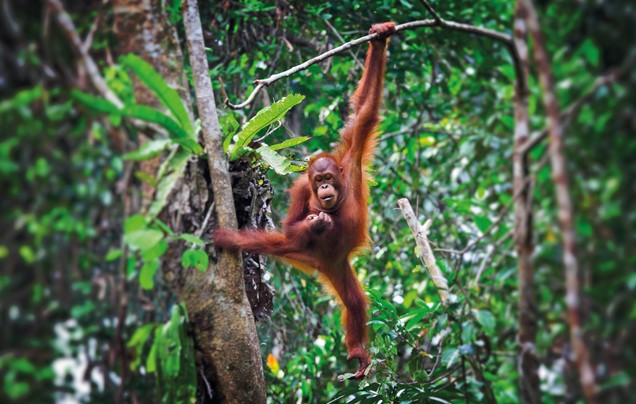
[314,175,322,182]
[324,174,332,180]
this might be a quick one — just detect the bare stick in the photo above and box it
[520,0,598,400]
[226,18,524,109]
[398,198,449,303]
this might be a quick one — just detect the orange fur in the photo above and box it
[213,22,395,379]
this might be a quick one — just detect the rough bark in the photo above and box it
[112,0,192,210]
[519,0,598,401]
[113,1,266,401]
[512,3,540,403]
[182,1,267,403]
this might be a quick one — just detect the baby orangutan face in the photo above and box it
[308,156,343,210]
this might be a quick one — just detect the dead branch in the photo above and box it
[398,198,449,304]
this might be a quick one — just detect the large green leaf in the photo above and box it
[229,93,305,159]
[148,149,190,217]
[124,139,173,161]
[71,90,121,115]
[255,145,293,175]
[123,105,202,154]
[122,54,194,136]
[269,136,310,151]
[124,229,163,251]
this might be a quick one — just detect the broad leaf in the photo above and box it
[269,136,310,151]
[229,93,305,159]
[72,90,120,115]
[140,260,159,290]
[124,105,202,154]
[124,229,163,251]
[123,54,194,136]
[124,139,173,161]
[255,145,293,175]
[148,149,190,217]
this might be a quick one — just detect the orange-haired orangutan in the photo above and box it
[214,22,395,379]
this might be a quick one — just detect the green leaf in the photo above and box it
[71,90,121,115]
[124,214,147,233]
[127,323,156,348]
[474,215,492,234]
[140,260,159,290]
[179,233,205,246]
[472,309,496,333]
[269,136,310,151]
[124,139,173,161]
[124,229,163,251]
[142,239,168,262]
[255,145,293,175]
[122,54,194,136]
[147,330,158,373]
[442,347,460,368]
[577,39,599,67]
[404,307,430,330]
[123,105,202,154]
[148,149,190,217]
[127,323,156,371]
[181,249,209,272]
[105,248,122,262]
[192,250,209,272]
[229,94,305,159]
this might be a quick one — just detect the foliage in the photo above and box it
[1,0,635,402]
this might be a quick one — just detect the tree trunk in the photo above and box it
[112,1,266,402]
[512,3,540,403]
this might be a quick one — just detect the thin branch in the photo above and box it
[419,0,443,22]
[473,230,512,287]
[520,0,598,400]
[323,17,364,70]
[226,18,524,109]
[46,0,123,108]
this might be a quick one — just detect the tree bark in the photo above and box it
[512,3,540,403]
[182,1,266,403]
[519,0,598,401]
[113,1,266,402]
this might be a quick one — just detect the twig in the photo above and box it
[520,0,598,400]
[46,0,123,108]
[323,17,364,70]
[226,18,523,109]
[419,0,443,22]
[473,230,513,287]
[398,198,449,303]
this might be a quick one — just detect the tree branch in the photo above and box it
[512,3,540,401]
[398,198,449,304]
[226,18,524,109]
[46,0,123,108]
[520,0,598,401]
